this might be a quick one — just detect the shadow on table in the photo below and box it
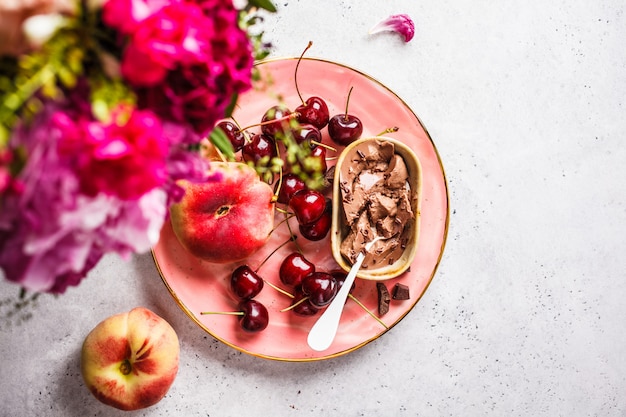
[53,345,124,416]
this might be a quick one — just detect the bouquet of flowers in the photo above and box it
[0,0,275,294]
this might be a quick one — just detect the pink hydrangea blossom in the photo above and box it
[0,98,206,293]
[54,107,169,200]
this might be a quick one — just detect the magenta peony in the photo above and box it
[105,0,254,135]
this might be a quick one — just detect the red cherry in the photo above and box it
[261,105,292,138]
[328,114,363,146]
[328,86,362,146]
[242,133,277,164]
[216,120,245,152]
[292,123,322,147]
[299,200,331,241]
[290,285,319,316]
[288,189,326,225]
[309,144,327,174]
[230,265,264,300]
[301,271,338,308]
[292,42,330,130]
[295,144,327,177]
[296,97,330,130]
[238,299,269,332]
[279,252,315,287]
[330,269,355,294]
[274,173,307,205]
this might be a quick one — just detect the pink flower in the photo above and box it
[102,0,170,34]
[55,107,169,200]
[0,104,171,293]
[102,0,253,134]
[369,14,415,43]
[0,148,14,194]
[111,1,213,86]
[126,0,253,135]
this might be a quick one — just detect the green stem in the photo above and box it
[1,63,55,126]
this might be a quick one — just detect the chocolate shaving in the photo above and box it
[377,283,391,315]
[323,165,336,189]
[392,283,410,300]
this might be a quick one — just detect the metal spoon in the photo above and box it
[307,237,382,351]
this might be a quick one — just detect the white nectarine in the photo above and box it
[169,162,275,263]
[80,307,179,411]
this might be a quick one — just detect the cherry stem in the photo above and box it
[255,235,297,273]
[273,172,283,204]
[280,296,310,312]
[213,143,228,163]
[263,280,294,299]
[348,294,389,329]
[200,311,244,316]
[295,41,313,105]
[275,206,292,215]
[238,112,300,133]
[231,116,253,145]
[376,126,399,136]
[271,212,296,231]
[311,140,336,152]
[343,86,354,120]
[284,210,304,254]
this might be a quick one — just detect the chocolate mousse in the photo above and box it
[338,139,415,270]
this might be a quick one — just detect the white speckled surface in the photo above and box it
[2,0,625,415]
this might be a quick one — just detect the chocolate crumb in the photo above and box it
[323,165,336,188]
[392,283,410,300]
[377,283,391,315]
[357,149,365,159]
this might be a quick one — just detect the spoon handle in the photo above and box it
[307,252,365,351]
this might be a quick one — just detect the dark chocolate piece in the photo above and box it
[377,282,391,315]
[392,283,410,300]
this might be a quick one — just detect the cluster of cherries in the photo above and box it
[207,244,354,332]
[228,264,269,332]
[203,42,369,333]
[279,252,353,316]
[200,262,270,333]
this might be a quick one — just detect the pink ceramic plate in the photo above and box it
[152,58,449,361]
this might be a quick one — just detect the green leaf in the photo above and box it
[224,92,238,118]
[209,126,235,160]
[248,0,277,13]
[0,125,10,146]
